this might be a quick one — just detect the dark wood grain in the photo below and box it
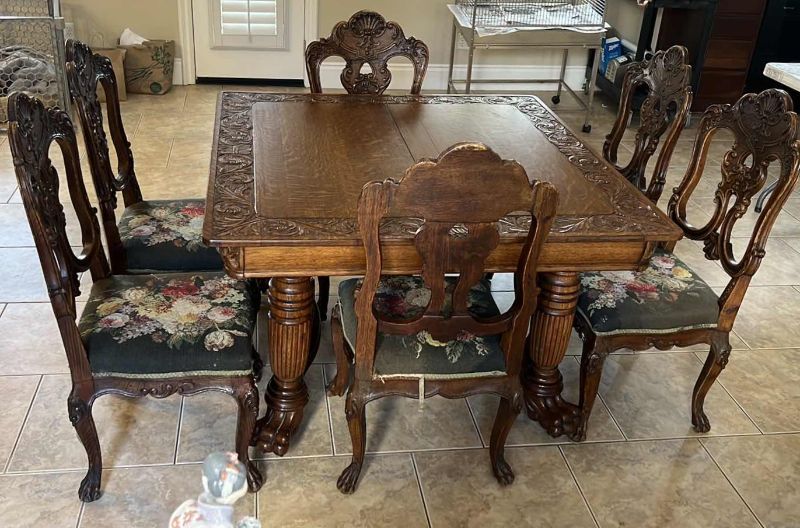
[692,0,768,110]
[305,10,429,95]
[205,93,681,251]
[251,102,413,219]
[333,143,558,493]
[575,89,800,441]
[65,39,142,274]
[207,91,682,450]
[7,93,263,501]
[604,45,692,203]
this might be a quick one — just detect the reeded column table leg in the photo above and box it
[254,277,320,456]
[523,272,581,438]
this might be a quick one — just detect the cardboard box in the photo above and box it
[600,37,621,75]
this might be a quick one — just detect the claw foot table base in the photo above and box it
[522,272,583,439]
[253,277,319,456]
[204,93,682,453]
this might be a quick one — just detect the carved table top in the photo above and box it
[204,92,682,276]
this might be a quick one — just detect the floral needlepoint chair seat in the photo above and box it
[577,249,719,336]
[338,276,506,379]
[79,272,259,377]
[118,200,223,273]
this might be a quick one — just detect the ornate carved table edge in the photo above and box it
[204,91,682,246]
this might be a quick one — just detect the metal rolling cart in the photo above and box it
[447,1,607,132]
[0,0,69,128]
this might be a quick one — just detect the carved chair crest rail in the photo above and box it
[305,10,430,96]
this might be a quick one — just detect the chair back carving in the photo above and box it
[65,39,142,272]
[668,89,800,329]
[604,45,692,203]
[354,143,558,378]
[7,93,110,379]
[306,11,429,95]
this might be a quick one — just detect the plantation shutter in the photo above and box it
[220,0,278,37]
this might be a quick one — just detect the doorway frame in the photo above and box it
[177,0,319,85]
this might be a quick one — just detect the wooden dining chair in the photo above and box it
[574,89,800,441]
[64,39,229,275]
[327,143,558,493]
[304,13,428,317]
[603,45,692,203]
[7,92,264,501]
[305,10,430,96]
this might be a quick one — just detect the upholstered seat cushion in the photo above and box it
[577,249,720,336]
[78,272,259,378]
[338,276,506,379]
[118,200,223,273]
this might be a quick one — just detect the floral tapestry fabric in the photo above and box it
[79,272,258,377]
[118,200,223,273]
[577,249,719,335]
[338,276,506,379]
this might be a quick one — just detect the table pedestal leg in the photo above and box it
[523,272,581,438]
[254,277,319,456]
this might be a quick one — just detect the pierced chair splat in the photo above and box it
[305,10,430,96]
[604,45,693,203]
[574,88,800,441]
[7,93,264,502]
[65,39,224,274]
[328,143,558,493]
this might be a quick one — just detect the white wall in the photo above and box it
[60,0,183,56]
[59,0,639,90]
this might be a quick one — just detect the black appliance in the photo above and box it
[747,0,800,106]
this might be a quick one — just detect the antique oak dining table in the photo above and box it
[203,91,682,454]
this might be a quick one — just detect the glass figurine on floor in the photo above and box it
[169,452,260,528]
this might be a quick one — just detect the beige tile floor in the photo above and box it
[0,85,799,527]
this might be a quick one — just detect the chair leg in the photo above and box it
[252,345,265,383]
[317,276,330,321]
[337,389,367,494]
[235,380,264,492]
[489,392,521,485]
[327,304,352,397]
[68,393,102,502]
[692,334,731,433]
[574,335,606,442]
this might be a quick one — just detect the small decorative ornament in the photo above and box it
[168,452,260,528]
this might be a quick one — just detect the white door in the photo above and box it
[192,0,306,80]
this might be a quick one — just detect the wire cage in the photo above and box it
[454,0,607,29]
[0,0,69,127]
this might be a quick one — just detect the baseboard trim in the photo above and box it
[173,58,184,85]
[318,62,591,92]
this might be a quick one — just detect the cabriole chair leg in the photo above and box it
[69,393,103,502]
[235,380,264,492]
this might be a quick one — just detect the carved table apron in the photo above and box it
[204,92,682,452]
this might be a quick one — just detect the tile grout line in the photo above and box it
[597,391,628,441]
[689,351,764,435]
[698,439,765,528]
[173,396,186,464]
[410,453,433,528]
[321,365,338,456]
[463,398,487,448]
[3,374,43,474]
[570,356,629,442]
[75,501,85,528]
[558,446,601,528]
[164,138,177,169]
